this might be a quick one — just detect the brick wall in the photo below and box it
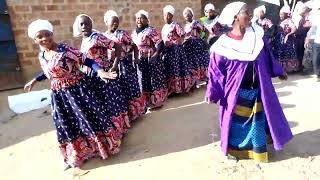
[6,0,201,81]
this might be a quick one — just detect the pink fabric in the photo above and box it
[81,32,115,70]
[104,30,134,59]
[162,22,185,46]
[39,44,86,90]
[257,18,273,32]
[184,20,205,39]
[280,18,295,34]
[131,26,162,57]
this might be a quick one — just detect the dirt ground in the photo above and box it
[0,75,319,180]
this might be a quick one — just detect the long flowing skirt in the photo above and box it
[228,88,269,163]
[52,76,128,167]
[183,38,210,82]
[162,45,194,94]
[119,55,147,121]
[138,56,168,108]
[274,32,299,73]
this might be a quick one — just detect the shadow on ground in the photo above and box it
[82,87,221,170]
[270,129,320,162]
[0,106,54,150]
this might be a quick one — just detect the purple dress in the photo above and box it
[206,37,293,157]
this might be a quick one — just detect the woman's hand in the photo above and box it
[151,51,159,59]
[98,69,117,80]
[304,38,311,49]
[108,66,118,73]
[284,35,289,44]
[24,79,37,92]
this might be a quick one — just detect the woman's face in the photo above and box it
[79,16,93,37]
[109,16,119,32]
[183,10,193,22]
[34,30,54,49]
[163,13,173,24]
[259,10,265,19]
[279,12,288,21]
[136,15,148,28]
[236,5,252,28]
[207,9,217,19]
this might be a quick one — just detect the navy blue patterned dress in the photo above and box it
[132,26,168,108]
[274,18,299,73]
[183,20,210,82]
[80,32,130,127]
[38,43,128,167]
[104,30,147,120]
[161,22,194,94]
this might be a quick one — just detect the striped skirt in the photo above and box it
[228,88,269,163]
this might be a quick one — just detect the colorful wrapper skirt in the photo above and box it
[183,38,210,82]
[119,54,147,121]
[138,56,168,108]
[52,76,129,167]
[228,88,269,163]
[162,44,194,94]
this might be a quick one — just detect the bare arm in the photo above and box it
[110,43,121,72]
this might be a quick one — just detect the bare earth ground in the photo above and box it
[0,75,319,180]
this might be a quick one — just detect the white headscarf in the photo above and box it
[293,1,307,15]
[280,5,291,14]
[73,14,93,37]
[135,10,149,19]
[104,10,119,25]
[204,3,215,13]
[252,5,266,22]
[163,5,175,15]
[305,1,313,9]
[218,1,246,26]
[28,19,53,39]
[308,0,320,10]
[183,7,194,17]
[254,5,266,15]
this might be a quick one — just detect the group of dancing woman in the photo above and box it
[24,1,297,170]
[252,1,320,75]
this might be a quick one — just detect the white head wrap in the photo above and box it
[280,5,291,14]
[255,5,266,15]
[73,14,93,37]
[218,1,246,26]
[252,5,266,22]
[163,5,175,15]
[104,10,119,25]
[305,1,313,9]
[309,0,320,10]
[27,19,53,39]
[183,7,194,17]
[135,10,149,19]
[204,3,215,13]
[293,1,307,15]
